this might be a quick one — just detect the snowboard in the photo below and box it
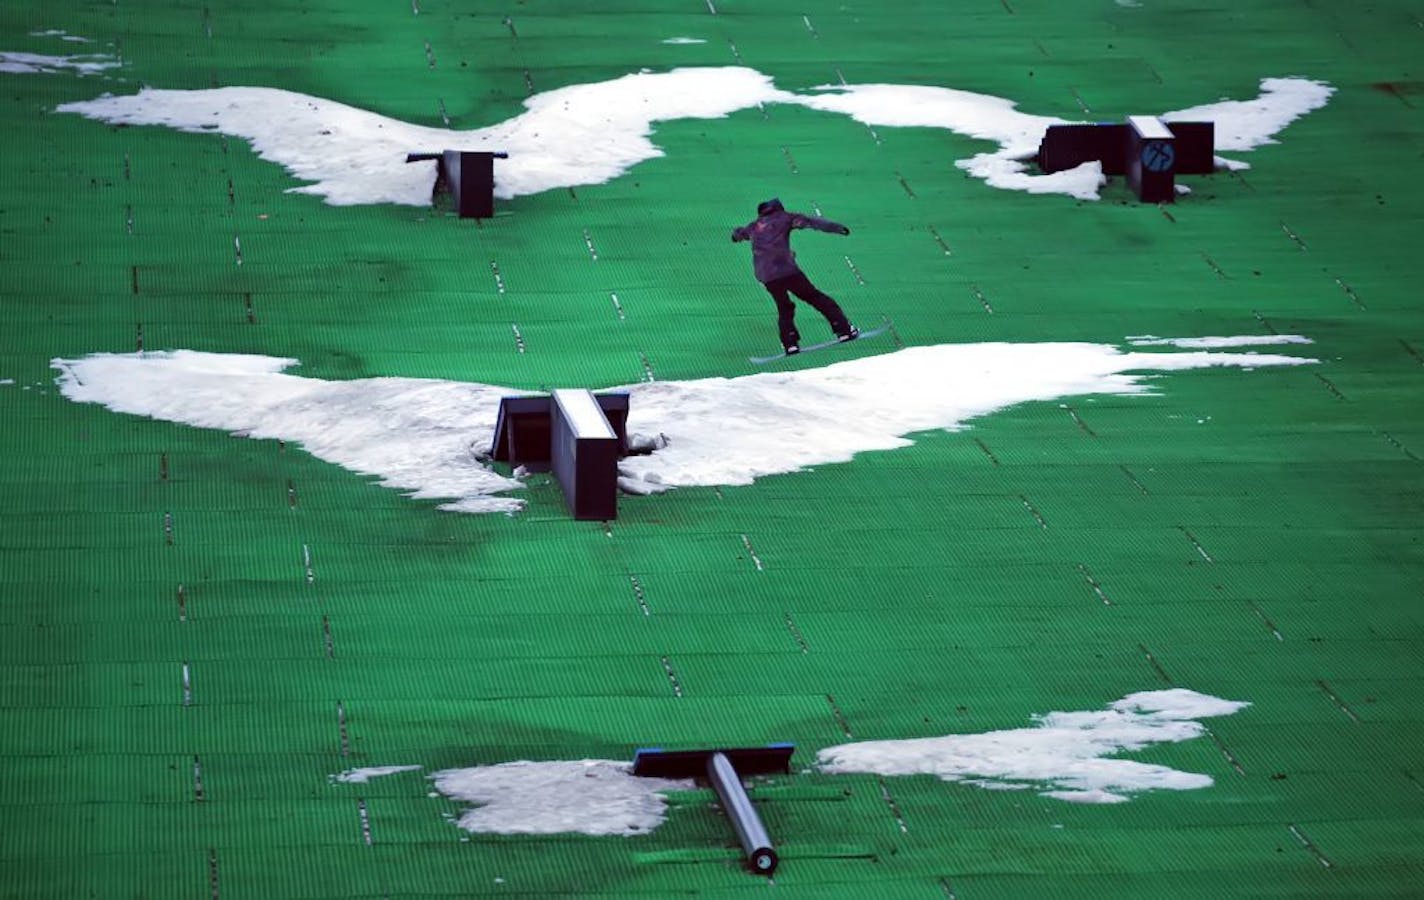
[749,322,892,365]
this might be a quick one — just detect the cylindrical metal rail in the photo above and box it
[706,751,777,875]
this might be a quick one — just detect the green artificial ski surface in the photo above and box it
[1,0,1422,896]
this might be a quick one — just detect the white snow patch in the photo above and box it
[0,378,14,386]
[1165,77,1335,170]
[57,69,794,206]
[795,82,1107,200]
[51,350,525,514]
[1128,334,1313,349]
[54,69,1331,203]
[51,338,1316,512]
[1043,788,1132,804]
[615,342,1316,494]
[818,689,1251,804]
[430,760,693,836]
[30,30,94,43]
[331,765,422,784]
[1,51,118,75]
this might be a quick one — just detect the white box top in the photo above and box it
[553,389,615,439]
[1128,115,1174,140]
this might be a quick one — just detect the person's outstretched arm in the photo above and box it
[731,223,752,242]
[790,212,850,236]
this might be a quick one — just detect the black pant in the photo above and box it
[764,272,851,350]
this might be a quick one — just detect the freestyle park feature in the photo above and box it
[391,691,1252,866]
[404,150,508,218]
[632,745,795,876]
[1038,116,1216,202]
[489,390,630,520]
[52,339,1318,515]
[53,71,1334,205]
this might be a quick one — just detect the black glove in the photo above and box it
[840,226,851,236]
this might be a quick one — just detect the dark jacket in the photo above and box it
[731,198,849,284]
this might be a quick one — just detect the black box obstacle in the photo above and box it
[550,389,620,521]
[404,150,508,218]
[633,744,795,876]
[1037,122,1129,176]
[1161,121,1215,175]
[1036,116,1214,203]
[490,390,630,520]
[1126,115,1176,203]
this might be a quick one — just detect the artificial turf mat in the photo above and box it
[1,0,1421,896]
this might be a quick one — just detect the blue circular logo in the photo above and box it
[1141,141,1175,173]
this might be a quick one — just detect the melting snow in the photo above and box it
[1165,77,1334,155]
[818,689,1251,804]
[51,69,1332,202]
[51,338,1316,513]
[52,350,525,514]
[1128,334,1313,349]
[430,760,692,836]
[426,689,1249,837]
[1,51,118,75]
[331,765,422,784]
[29,30,94,43]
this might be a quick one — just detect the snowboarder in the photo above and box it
[731,198,859,355]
